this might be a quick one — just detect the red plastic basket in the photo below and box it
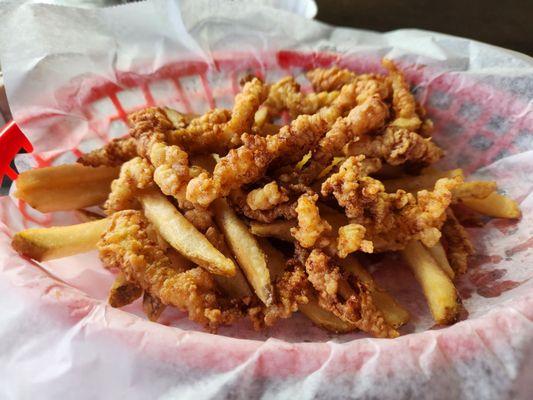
[0,50,531,383]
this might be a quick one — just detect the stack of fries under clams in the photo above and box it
[11,59,521,338]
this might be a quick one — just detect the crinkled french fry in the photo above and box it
[140,190,236,277]
[299,296,357,333]
[425,241,455,279]
[250,220,296,242]
[15,164,119,212]
[213,198,273,306]
[382,169,464,193]
[143,292,166,322]
[337,256,410,328]
[460,192,521,219]
[11,218,111,261]
[402,241,460,324]
[108,273,143,308]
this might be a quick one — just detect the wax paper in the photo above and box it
[0,0,532,398]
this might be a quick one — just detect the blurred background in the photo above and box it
[1,0,532,193]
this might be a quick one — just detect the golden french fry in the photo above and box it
[250,220,296,242]
[143,292,166,322]
[108,273,143,308]
[15,164,119,213]
[402,241,460,324]
[299,297,357,333]
[213,198,273,306]
[425,241,455,279]
[140,190,236,277]
[452,181,496,199]
[382,169,464,193]
[337,256,410,328]
[257,238,288,281]
[460,192,521,219]
[12,218,110,262]
[204,226,253,299]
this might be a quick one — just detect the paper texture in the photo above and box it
[0,0,532,398]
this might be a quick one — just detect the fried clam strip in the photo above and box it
[98,210,241,331]
[246,181,289,211]
[306,67,357,92]
[248,262,312,329]
[382,58,422,131]
[229,188,296,223]
[297,95,389,184]
[15,164,119,213]
[305,249,398,338]
[78,137,138,167]
[169,78,267,154]
[108,272,143,308]
[261,76,340,119]
[442,209,474,274]
[322,156,463,251]
[344,126,444,167]
[186,81,363,207]
[129,107,213,231]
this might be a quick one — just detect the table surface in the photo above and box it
[316,0,533,56]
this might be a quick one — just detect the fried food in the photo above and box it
[98,210,241,331]
[213,198,273,305]
[140,189,236,276]
[322,155,462,251]
[78,137,138,167]
[12,218,110,261]
[109,273,143,308]
[402,240,461,324]
[15,164,119,213]
[12,58,521,336]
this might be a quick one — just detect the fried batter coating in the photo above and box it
[337,223,373,258]
[298,95,389,183]
[78,137,138,167]
[442,209,474,274]
[98,210,241,331]
[186,82,361,207]
[345,126,444,166]
[246,181,289,211]
[104,157,154,214]
[108,272,143,308]
[229,188,296,223]
[262,76,339,118]
[291,193,332,248]
[169,78,266,154]
[306,67,357,92]
[129,107,213,230]
[322,156,462,251]
[248,264,311,329]
[305,249,398,338]
[383,59,422,131]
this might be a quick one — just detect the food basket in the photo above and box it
[0,1,531,398]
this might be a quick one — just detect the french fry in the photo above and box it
[402,241,460,324]
[258,238,288,281]
[213,198,273,306]
[11,218,111,261]
[204,226,253,299]
[250,220,296,242]
[425,241,455,279]
[299,296,357,333]
[452,181,496,199]
[143,292,166,322]
[337,256,410,328]
[108,273,143,308]
[15,164,119,213]
[459,192,521,219]
[139,190,236,277]
[382,169,464,193]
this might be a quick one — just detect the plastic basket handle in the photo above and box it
[0,121,33,186]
